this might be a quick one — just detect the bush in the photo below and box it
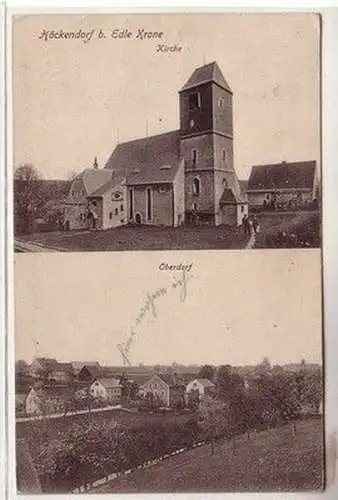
[31,416,199,492]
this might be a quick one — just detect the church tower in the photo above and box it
[179,61,243,225]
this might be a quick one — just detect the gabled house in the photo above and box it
[247,160,318,210]
[186,378,215,398]
[86,175,127,229]
[47,363,74,384]
[77,363,102,382]
[16,393,27,414]
[63,166,120,230]
[25,381,73,415]
[71,361,101,375]
[140,373,186,408]
[29,358,58,379]
[185,378,215,407]
[89,377,122,404]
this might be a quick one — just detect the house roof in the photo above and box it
[143,373,185,387]
[87,175,125,198]
[79,364,102,378]
[247,161,316,191]
[193,378,215,388]
[31,382,74,398]
[51,362,73,374]
[129,374,153,385]
[180,61,232,94]
[95,377,121,389]
[31,358,58,371]
[74,168,115,196]
[104,130,182,185]
[72,361,101,372]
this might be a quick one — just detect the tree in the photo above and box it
[198,395,230,455]
[198,364,215,381]
[302,372,323,413]
[119,373,129,402]
[138,392,161,412]
[187,388,200,410]
[15,360,29,376]
[14,164,44,234]
[256,372,301,434]
[215,365,243,402]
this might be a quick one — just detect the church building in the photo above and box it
[64,62,247,230]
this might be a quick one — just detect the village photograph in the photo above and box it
[14,246,324,494]
[12,13,321,252]
[16,358,323,494]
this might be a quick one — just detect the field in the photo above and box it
[16,224,249,251]
[96,418,324,493]
[16,408,194,445]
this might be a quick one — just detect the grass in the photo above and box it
[254,211,321,249]
[17,224,249,252]
[96,418,324,493]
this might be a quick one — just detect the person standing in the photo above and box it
[242,214,249,235]
[252,215,259,235]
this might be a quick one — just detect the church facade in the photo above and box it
[64,62,247,230]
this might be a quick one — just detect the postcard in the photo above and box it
[9,11,324,496]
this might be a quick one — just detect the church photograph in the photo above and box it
[12,13,321,252]
[10,11,325,497]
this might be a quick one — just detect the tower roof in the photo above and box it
[180,61,232,94]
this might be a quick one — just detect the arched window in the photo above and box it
[222,178,228,188]
[191,149,198,167]
[193,177,201,196]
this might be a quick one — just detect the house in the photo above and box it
[16,393,27,414]
[89,377,122,404]
[77,363,102,382]
[47,363,74,384]
[140,373,186,408]
[64,61,247,229]
[71,361,101,375]
[29,358,58,379]
[25,382,73,415]
[63,166,124,230]
[186,378,215,398]
[86,175,127,229]
[247,160,318,210]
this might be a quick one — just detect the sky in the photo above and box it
[14,250,322,366]
[12,13,320,181]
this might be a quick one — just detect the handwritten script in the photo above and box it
[117,270,189,365]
